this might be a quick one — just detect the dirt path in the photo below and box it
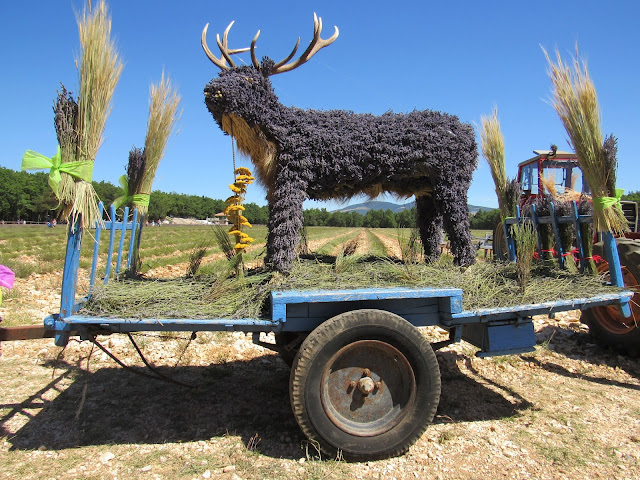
[306,229,358,256]
[369,229,403,258]
[354,229,370,255]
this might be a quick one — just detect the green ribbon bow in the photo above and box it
[593,188,624,211]
[21,147,94,194]
[112,174,151,209]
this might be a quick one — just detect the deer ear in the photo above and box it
[260,57,275,77]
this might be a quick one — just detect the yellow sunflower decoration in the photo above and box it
[225,167,256,257]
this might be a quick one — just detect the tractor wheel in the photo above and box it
[289,309,441,460]
[581,238,640,356]
[493,222,508,261]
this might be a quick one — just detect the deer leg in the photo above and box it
[416,194,443,263]
[439,187,476,267]
[265,169,306,273]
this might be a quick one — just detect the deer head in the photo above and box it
[202,14,339,188]
[202,13,339,125]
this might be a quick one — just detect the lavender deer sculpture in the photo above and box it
[202,14,478,273]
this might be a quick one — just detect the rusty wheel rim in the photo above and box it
[319,340,416,437]
[590,262,640,335]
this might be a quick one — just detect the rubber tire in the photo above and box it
[581,237,640,356]
[289,309,441,460]
[493,221,508,261]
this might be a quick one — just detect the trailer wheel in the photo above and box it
[581,238,640,356]
[289,309,441,460]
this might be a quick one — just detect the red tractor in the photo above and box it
[496,149,640,355]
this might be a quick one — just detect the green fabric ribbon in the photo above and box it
[593,188,624,211]
[21,147,94,194]
[112,174,151,209]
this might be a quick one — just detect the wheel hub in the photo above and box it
[357,376,376,395]
[320,340,416,437]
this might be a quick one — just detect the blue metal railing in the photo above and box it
[502,200,631,317]
[89,203,141,289]
[54,202,142,346]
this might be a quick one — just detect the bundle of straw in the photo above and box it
[58,0,122,229]
[134,73,181,215]
[114,74,179,278]
[53,85,79,182]
[544,47,627,234]
[480,108,518,219]
[512,221,538,293]
[115,73,180,217]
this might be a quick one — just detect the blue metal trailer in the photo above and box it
[0,203,633,460]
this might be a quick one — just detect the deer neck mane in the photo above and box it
[221,114,277,190]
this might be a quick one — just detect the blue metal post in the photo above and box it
[549,202,564,268]
[504,209,518,262]
[57,218,84,346]
[530,204,543,259]
[103,204,118,284]
[126,209,140,270]
[115,206,130,276]
[571,201,586,273]
[602,232,632,317]
[89,202,104,289]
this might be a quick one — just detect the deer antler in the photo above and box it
[201,21,251,70]
[250,13,339,76]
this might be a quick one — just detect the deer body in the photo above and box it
[203,17,478,272]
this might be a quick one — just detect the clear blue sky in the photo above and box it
[1,1,639,209]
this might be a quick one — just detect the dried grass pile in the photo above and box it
[82,256,620,320]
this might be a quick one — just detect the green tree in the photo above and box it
[396,207,417,228]
[148,191,173,220]
[470,208,501,230]
[380,209,397,228]
[622,191,640,204]
[304,208,330,226]
[244,203,268,224]
[93,180,123,207]
[328,211,348,227]
[349,211,364,227]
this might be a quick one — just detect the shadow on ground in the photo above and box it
[1,348,533,459]
[533,322,640,384]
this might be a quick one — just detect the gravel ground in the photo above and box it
[2,272,640,480]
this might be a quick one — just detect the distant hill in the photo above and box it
[332,200,494,215]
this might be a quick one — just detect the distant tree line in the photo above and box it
[0,167,270,224]
[3,167,637,228]
[469,208,501,230]
[0,167,415,227]
[0,167,58,223]
[304,207,417,228]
